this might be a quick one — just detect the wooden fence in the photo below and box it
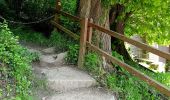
[51,1,170,97]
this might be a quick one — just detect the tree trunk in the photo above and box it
[78,0,111,53]
[109,4,132,61]
[77,1,132,62]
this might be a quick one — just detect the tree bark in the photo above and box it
[78,0,111,53]
[109,4,132,61]
[77,1,132,61]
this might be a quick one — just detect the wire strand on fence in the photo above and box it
[0,15,55,25]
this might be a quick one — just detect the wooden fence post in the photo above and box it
[78,18,89,68]
[86,18,93,53]
[87,18,93,43]
[55,0,61,23]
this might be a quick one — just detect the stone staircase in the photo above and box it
[28,46,116,100]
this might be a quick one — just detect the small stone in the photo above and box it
[42,96,47,100]
[39,52,67,67]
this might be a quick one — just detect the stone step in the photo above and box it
[46,88,116,100]
[40,66,97,92]
[41,47,56,54]
[39,52,67,67]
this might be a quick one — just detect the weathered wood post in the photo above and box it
[54,0,61,23]
[87,18,93,43]
[86,18,93,53]
[78,18,89,68]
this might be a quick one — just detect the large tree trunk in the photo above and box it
[78,0,111,53]
[77,0,133,62]
[109,4,132,61]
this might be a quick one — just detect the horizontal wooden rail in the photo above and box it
[86,42,170,97]
[53,7,170,96]
[89,22,170,61]
[56,10,81,22]
[51,21,80,40]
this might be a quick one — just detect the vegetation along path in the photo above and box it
[25,44,117,100]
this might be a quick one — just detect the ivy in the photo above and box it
[0,22,34,99]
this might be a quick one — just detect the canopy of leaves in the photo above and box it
[103,0,170,45]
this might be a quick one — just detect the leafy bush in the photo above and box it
[83,51,168,100]
[22,0,55,20]
[84,53,102,74]
[12,26,49,45]
[112,51,126,72]
[60,0,80,33]
[61,0,77,15]
[12,27,76,52]
[50,31,73,52]
[0,22,34,99]
[65,44,79,64]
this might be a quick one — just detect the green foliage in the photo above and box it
[126,60,170,88]
[65,44,79,64]
[12,27,75,52]
[106,74,117,89]
[155,73,170,87]
[49,31,72,51]
[0,22,35,99]
[83,51,169,99]
[3,0,55,21]
[12,26,49,45]
[112,51,124,67]
[61,0,77,15]
[60,0,80,33]
[102,0,170,45]
[22,0,55,20]
[84,53,102,74]
[125,0,170,45]
[84,52,107,85]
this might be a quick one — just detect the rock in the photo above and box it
[39,52,67,67]
[42,97,47,100]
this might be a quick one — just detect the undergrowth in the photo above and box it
[65,44,79,65]
[11,26,76,53]
[0,22,37,100]
[60,0,80,34]
[82,51,170,100]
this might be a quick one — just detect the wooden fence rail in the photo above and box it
[52,1,170,96]
[87,42,170,97]
[88,23,170,61]
[51,21,80,40]
[56,10,81,22]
